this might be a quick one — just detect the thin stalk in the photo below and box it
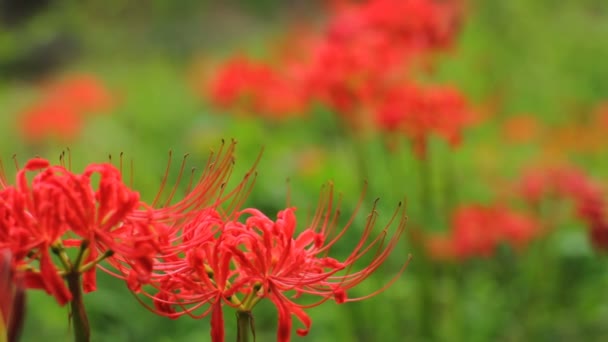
[442,152,456,215]
[66,272,89,342]
[416,149,435,340]
[236,311,254,342]
[418,152,433,220]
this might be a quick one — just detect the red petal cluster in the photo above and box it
[0,143,405,341]
[519,166,608,251]
[426,204,539,260]
[202,0,473,147]
[0,141,253,307]
[207,57,308,119]
[18,74,114,142]
[375,84,474,158]
[0,158,158,305]
[304,0,462,115]
[135,184,407,342]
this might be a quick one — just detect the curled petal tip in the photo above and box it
[24,158,50,171]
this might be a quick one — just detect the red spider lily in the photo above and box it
[207,57,308,119]
[138,140,258,226]
[0,250,25,342]
[425,204,539,261]
[0,157,160,304]
[101,140,259,292]
[17,74,114,143]
[325,0,462,75]
[0,141,257,342]
[18,100,83,142]
[327,0,462,54]
[302,0,464,119]
[375,83,474,158]
[518,166,608,251]
[202,0,468,131]
[43,74,114,113]
[133,183,408,342]
[303,38,392,119]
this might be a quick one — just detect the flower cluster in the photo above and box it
[425,204,539,261]
[207,57,308,119]
[131,184,407,342]
[375,84,474,158]
[201,0,473,154]
[305,0,463,116]
[18,74,114,142]
[0,141,406,341]
[0,157,159,305]
[519,166,608,251]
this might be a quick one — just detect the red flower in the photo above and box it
[0,157,160,304]
[17,74,114,142]
[106,140,258,293]
[375,83,474,158]
[518,166,608,251]
[135,183,408,342]
[426,204,539,261]
[207,57,307,119]
[202,0,468,130]
[44,74,114,113]
[18,100,83,142]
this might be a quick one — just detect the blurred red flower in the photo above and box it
[201,0,469,136]
[19,100,83,142]
[44,74,114,113]
[207,57,308,119]
[518,166,608,251]
[375,83,474,158]
[17,74,114,143]
[426,204,539,261]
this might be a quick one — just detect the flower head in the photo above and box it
[134,183,408,342]
[375,83,474,158]
[0,157,160,304]
[425,204,539,261]
[17,74,114,143]
[518,165,608,251]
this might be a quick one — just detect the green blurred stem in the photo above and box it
[66,272,90,342]
[442,153,456,214]
[416,149,435,339]
[236,311,254,342]
[418,151,433,219]
[351,134,368,185]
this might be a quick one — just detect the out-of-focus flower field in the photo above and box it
[1,0,608,341]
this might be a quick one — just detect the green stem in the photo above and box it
[442,152,456,215]
[351,133,368,185]
[418,151,433,220]
[416,147,435,340]
[236,311,254,342]
[66,272,89,342]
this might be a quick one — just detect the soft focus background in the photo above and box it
[2,0,608,341]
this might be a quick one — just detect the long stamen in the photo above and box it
[0,158,7,188]
[163,153,190,208]
[12,154,19,170]
[153,150,173,207]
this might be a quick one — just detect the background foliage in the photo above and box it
[1,0,608,341]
